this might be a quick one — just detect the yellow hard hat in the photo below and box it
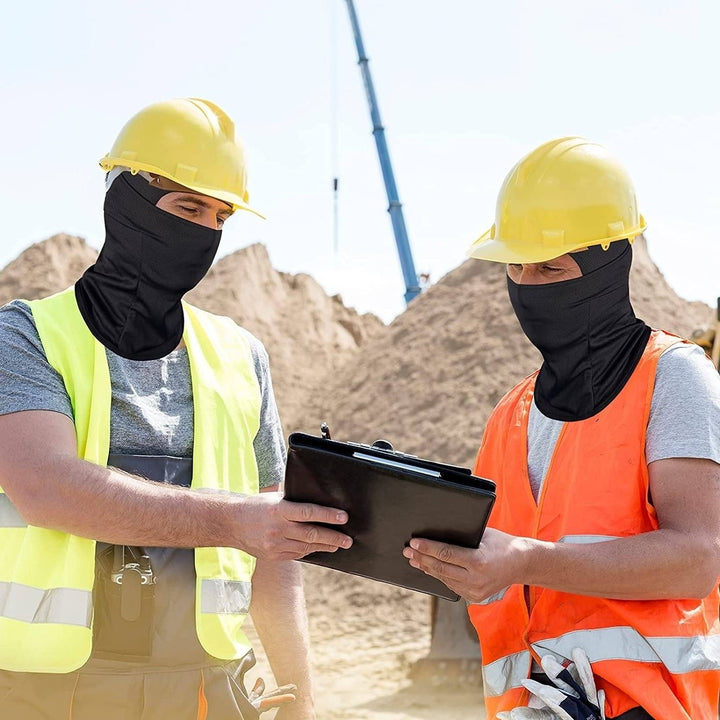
[99,98,263,217]
[468,137,645,264]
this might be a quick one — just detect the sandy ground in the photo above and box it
[245,565,487,720]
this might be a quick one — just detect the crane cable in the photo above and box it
[330,0,340,256]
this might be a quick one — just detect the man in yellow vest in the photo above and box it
[0,98,352,719]
[403,138,720,719]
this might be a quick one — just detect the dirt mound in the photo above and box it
[630,234,712,335]
[0,234,98,306]
[187,243,385,425]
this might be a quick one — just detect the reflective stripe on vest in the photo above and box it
[0,494,26,528]
[558,534,621,544]
[483,649,531,697]
[483,629,720,698]
[0,581,92,628]
[471,586,509,606]
[200,579,252,615]
[533,627,720,674]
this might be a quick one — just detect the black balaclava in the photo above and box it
[75,171,223,360]
[507,240,651,421]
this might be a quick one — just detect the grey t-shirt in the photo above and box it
[0,298,286,668]
[0,300,285,485]
[527,343,720,500]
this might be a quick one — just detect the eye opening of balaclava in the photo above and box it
[507,239,651,421]
[75,170,223,360]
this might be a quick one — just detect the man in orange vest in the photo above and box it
[403,137,720,720]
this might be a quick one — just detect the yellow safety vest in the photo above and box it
[0,287,261,672]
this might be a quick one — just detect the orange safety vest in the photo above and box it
[468,331,720,720]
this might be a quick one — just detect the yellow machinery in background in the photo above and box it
[691,298,720,371]
[409,598,483,687]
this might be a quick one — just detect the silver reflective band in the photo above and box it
[558,535,622,544]
[482,649,531,697]
[0,494,27,528]
[472,586,509,606]
[533,627,720,674]
[0,581,92,628]
[200,579,252,615]
[482,628,720,698]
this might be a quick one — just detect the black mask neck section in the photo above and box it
[507,242,651,421]
[75,172,222,360]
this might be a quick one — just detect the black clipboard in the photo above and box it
[283,431,496,601]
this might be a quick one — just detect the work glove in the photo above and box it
[246,677,298,715]
[497,648,605,720]
[497,708,558,719]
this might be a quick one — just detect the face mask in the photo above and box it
[507,241,651,421]
[75,172,222,360]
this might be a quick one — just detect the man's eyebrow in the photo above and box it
[173,194,233,214]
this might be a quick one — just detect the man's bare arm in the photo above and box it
[0,410,352,561]
[524,456,720,599]
[405,457,720,601]
[250,488,316,720]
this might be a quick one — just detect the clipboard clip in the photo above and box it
[371,439,394,451]
[320,423,395,454]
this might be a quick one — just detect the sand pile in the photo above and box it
[0,234,98,306]
[187,243,384,426]
[628,234,712,335]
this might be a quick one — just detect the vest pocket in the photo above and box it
[201,656,261,720]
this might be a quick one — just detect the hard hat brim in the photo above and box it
[99,157,266,219]
[467,222,646,265]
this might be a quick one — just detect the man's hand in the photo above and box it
[402,528,530,603]
[231,491,353,561]
[246,677,298,715]
[497,708,558,719]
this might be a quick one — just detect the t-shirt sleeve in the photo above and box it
[241,329,287,490]
[0,300,74,419]
[646,343,720,465]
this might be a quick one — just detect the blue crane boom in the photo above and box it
[343,0,421,305]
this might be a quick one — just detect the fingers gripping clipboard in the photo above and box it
[283,430,496,601]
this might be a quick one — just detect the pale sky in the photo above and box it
[1,1,718,323]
